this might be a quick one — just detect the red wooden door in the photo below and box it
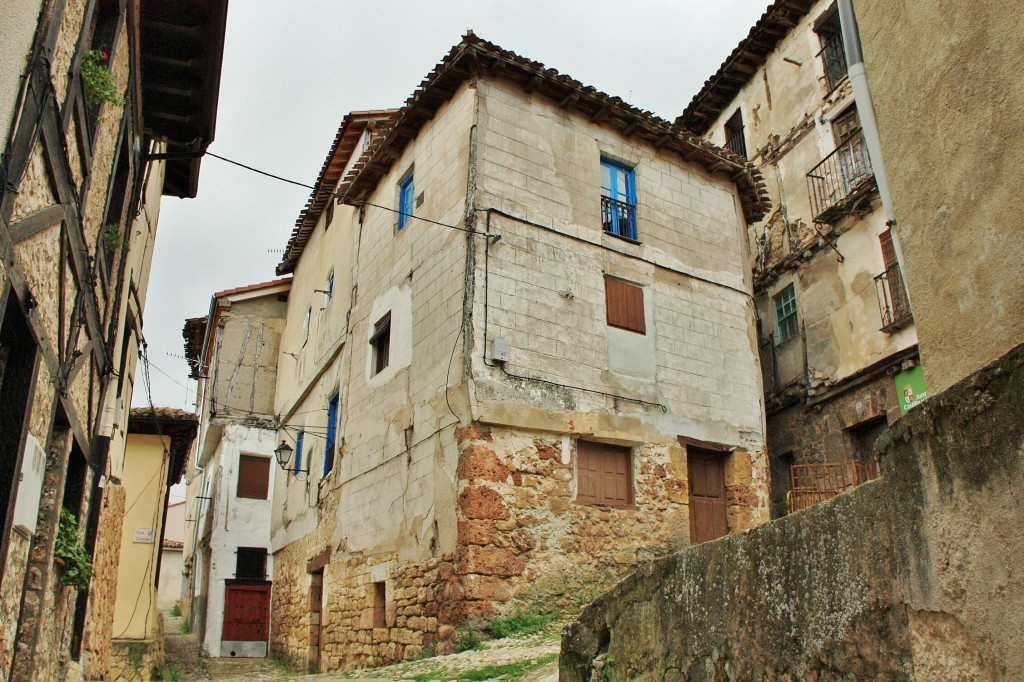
[688,448,728,543]
[222,584,271,642]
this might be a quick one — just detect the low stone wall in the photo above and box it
[562,344,1024,681]
[109,639,165,681]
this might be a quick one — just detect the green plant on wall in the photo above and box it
[102,223,121,252]
[81,49,124,107]
[55,508,94,591]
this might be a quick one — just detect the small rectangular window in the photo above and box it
[774,283,798,343]
[370,313,391,375]
[604,276,646,335]
[235,547,268,580]
[600,159,637,240]
[324,393,339,475]
[577,441,633,507]
[816,10,848,93]
[325,270,334,302]
[371,581,387,629]
[724,109,747,158]
[398,173,414,230]
[303,305,312,341]
[294,431,305,474]
[236,455,270,500]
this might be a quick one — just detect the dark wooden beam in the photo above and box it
[9,205,65,243]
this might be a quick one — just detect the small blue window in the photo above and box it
[398,173,414,230]
[294,431,304,474]
[324,393,339,475]
[774,283,798,343]
[600,159,637,240]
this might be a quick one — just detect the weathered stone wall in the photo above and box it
[109,639,165,682]
[562,343,1024,681]
[454,423,695,624]
[855,0,1024,396]
[270,508,454,672]
[766,369,898,516]
[81,482,127,681]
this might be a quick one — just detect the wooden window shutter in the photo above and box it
[576,441,633,507]
[237,455,270,500]
[879,229,898,269]
[604,276,645,334]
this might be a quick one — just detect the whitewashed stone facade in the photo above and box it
[269,34,771,672]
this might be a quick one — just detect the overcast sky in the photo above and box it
[141,0,771,411]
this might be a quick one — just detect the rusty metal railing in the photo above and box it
[806,129,875,224]
[875,264,913,333]
[786,460,881,514]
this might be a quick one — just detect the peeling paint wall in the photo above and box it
[200,425,277,657]
[693,0,920,505]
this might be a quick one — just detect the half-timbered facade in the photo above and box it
[0,1,226,680]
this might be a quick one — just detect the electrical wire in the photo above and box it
[205,151,484,236]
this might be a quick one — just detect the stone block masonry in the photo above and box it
[271,418,767,671]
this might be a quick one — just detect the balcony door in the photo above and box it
[833,108,870,193]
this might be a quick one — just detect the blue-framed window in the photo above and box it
[324,393,339,475]
[325,270,334,302]
[398,172,414,230]
[600,158,637,240]
[294,431,304,474]
[774,283,799,343]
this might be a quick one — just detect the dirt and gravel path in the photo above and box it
[162,609,561,682]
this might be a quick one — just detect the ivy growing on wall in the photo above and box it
[55,508,93,591]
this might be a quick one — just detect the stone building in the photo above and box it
[109,409,197,681]
[268,33,771,672]
[0,0,226,680]
[678,0,921,517]
[181,278,291,658]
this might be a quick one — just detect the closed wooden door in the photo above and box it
[222,584,271,642]
[688,448,728,543]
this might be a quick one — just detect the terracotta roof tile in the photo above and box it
[678,0,816,133]
[279,33,771,275]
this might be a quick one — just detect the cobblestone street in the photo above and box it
[162,611,560,681]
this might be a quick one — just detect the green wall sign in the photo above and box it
[895,365,927,414]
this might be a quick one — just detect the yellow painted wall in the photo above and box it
[112,433,168,640]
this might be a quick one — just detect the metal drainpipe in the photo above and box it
[837,0,911,296]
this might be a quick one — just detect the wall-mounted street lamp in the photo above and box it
[274,440,307,474]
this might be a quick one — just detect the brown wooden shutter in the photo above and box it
[577,441,633,507]
[604,276,646,334]
[237,455,270,500]
[879,229,898,269]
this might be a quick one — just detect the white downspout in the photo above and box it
[837,0,911,300]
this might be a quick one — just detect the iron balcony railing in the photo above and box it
[601,195,637,241]
[806,128,875,223]
[786,460,881,514]
[875,263,913,333]
[817,30,848,93]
